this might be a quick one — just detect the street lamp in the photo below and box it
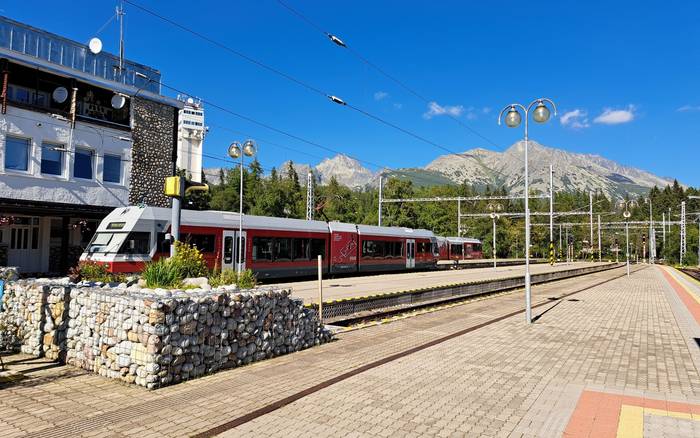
[498,98,557,324]
[619,199,638,278]
[488,203,502,269]
[228,139,257,274]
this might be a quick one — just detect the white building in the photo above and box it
[0,16,189,274]
[176,96,205,182]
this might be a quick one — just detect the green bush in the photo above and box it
[209,268,238,288]
[142,257,181,289]
[76,261,125,283]
[236,269,257,289]
[171,241,208,278]
[208,268,257,289]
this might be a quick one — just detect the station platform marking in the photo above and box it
[563,390,700,437]
[661,267,700,325]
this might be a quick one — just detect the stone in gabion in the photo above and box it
[0,280,333,389]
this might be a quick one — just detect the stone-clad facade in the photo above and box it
[129,97,178,208]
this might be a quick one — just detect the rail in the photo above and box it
[312,263,623,323]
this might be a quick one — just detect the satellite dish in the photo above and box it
[111,94,127,109]
[89,37,103,55]
[52,86,69,104]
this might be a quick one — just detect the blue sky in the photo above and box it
[6,1,700,186]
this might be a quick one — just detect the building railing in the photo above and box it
[0,16,161,94]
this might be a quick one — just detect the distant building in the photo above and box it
[0,16,190,274]
[176,96,205,182]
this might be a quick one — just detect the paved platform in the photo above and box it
[2,265,700,437]
[273,261,603,304]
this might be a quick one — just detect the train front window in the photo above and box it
[118,232,151,255]
[87,232,126,254]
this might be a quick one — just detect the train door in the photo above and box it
[235,231,247,272]
[406,239,415,269]
[221,230,235,271]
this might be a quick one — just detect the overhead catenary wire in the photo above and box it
[124,0,517,187]
[274,0,501,149]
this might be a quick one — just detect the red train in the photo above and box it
[81,206,482,279]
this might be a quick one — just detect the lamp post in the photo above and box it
[619,200,637,278]
[228,140,256,274]
[488,203,502,269]
[498,98,557,324]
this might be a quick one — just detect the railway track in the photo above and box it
[679,267,700,282]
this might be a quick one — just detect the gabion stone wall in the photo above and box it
[0,281,69,357]
[1,281,333,389]
[129,97,177,207]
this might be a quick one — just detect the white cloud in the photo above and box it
[374,91,388,101]
[393,103,403,110]
[677,104,700,112]
[423,101,465,119]
[593,105,636,125]
[482,107,492,114]
[560,109,590,129]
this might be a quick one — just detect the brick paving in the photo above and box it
[2,265,700,437]
[271,261,598,303]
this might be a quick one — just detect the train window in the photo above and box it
[292,238,309,261]
[474,243,482,252]
[309,238,325,259]
[156,232,171,254]
[275,238,292,261]
[223,236,233,264]
[393,241,403,258]
[451,244,463,256]
[118,232,151,255]
[362,240,376,258]
[252,237,273,261]
[465,244,473,254]
[183,234,216,253]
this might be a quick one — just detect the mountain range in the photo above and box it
[205,141,677,199]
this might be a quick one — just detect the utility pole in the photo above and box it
[549,164,554,265]
[662,212,666,246]
[306,171,314,221]
[457,198,461,237]
[378,175,383,226]
[681,201,687,265]
[549,164,554,243]
[598,214,602,262]
[589,191,594,261]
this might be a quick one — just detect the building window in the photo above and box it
[41,143,64,175]
[74,148,93,179]
[4,136,30,171]
[103,154,121,183]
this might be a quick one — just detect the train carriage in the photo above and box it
[81,206,455,279]
[444,237,484,261]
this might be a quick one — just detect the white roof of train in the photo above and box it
[97,206,437,238]
[357,224,434,239]
[446,236,482,244]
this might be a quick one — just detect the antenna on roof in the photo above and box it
[117,0,125,73]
